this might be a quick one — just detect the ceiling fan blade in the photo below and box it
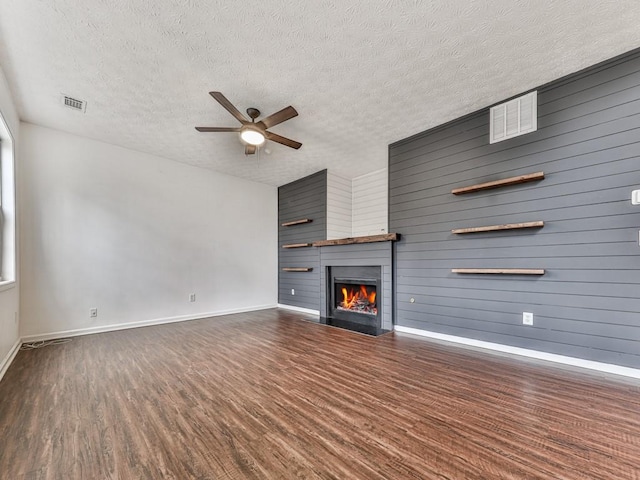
[265,131,302,149]
[245,145,257,155]
[209,92,248,124]
[257,106,298,130]
[195,127,241,132]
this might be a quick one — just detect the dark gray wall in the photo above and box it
[389,49,640,368]
[319,242,393,330]
[278,170,327,310]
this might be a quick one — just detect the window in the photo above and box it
[0,139,3,276]
[0,111,16,286]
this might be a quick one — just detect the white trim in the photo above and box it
[0,98,17,284]
[395,325,640,380]
[277,303,320,316]
[0,337,21,382]
[0,280,15,292]
[21,304,277,343]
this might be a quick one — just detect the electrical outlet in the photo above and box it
[189,293,196,302]
[291,289,295,295]
[522,312,533,326]
[90,308,98,318]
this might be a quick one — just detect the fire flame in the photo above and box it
[339,284,377,315]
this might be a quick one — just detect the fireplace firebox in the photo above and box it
[324,266,387,335]
[335,282,377,316]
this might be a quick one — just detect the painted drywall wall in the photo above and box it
[390,49,640,369]
[19,123,277,337]
[0,64,19,377]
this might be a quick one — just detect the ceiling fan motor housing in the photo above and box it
[246,108,260,120]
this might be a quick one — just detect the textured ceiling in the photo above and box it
[1,1,640,186]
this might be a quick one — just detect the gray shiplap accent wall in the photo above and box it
[389,49,640,368]
[319,242,393,330]
[278,170,327,310]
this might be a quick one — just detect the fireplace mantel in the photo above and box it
[312,233,400,247]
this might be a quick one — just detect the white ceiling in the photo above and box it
[1,1,640,186]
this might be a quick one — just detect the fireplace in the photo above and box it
[325,266,386,335]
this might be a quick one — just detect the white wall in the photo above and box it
[325,168,388,240]
[326,172,352,239]
[352,168,388,237]
[0,64,20,378]
[19,123,277,338]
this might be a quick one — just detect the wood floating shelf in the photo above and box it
[452,221,544,234]
[312,233,400,247]
[452,268,545,275]
[281,243,312,249]
[281,218,312,227]
[452,171,545,195]
[282,267,313,272]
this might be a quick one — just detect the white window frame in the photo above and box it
[0,109,16,290]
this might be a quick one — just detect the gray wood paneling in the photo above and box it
[278,170,327,311]
[389,49,640,368]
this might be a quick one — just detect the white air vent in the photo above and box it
[490,91,537,144]
[61,94,87,112]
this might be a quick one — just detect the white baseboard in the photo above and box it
[21,304,278,343]
[277,303,320,316]
[395,325,640,380]
[0,338,21,383]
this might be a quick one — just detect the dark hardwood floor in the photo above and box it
[1,308,639,479]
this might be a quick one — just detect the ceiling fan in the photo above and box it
[196,91,302,155]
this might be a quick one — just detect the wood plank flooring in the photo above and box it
[1,308,639,479]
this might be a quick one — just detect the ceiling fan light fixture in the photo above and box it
[240,126,265,146]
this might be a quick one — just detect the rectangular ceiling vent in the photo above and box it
[489,91,537,144]
[61,94,87,113]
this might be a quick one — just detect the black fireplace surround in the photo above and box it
[321,265,388,335]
